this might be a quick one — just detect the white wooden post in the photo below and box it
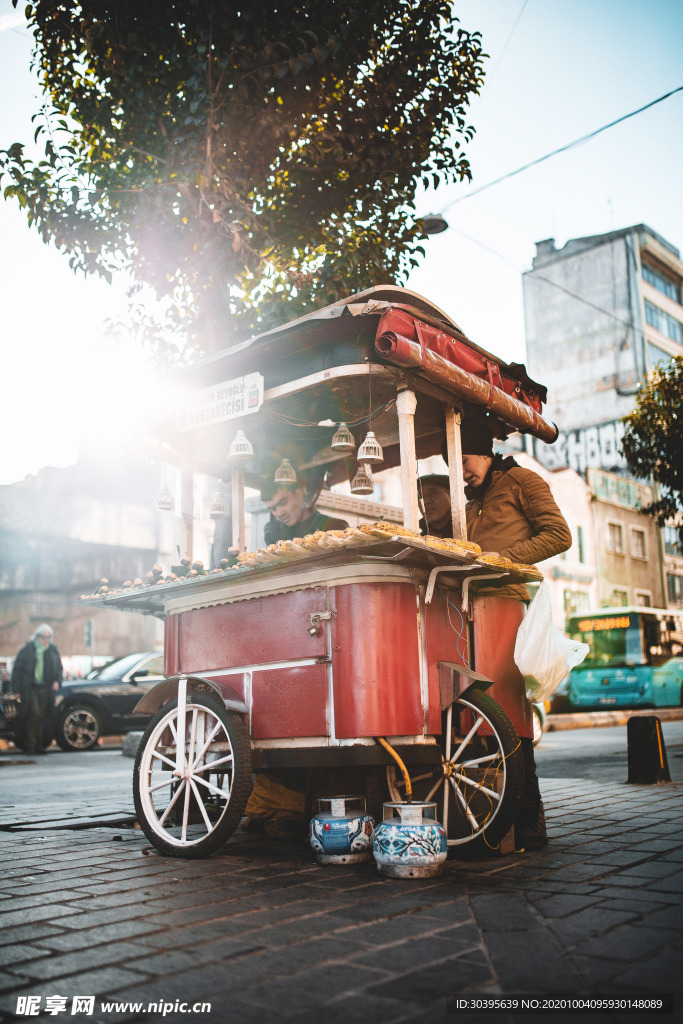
[180,469,194,561]
[397,388,420,531]
[231,465,246,551]
[444,407,468,541]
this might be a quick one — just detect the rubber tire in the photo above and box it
[133,693,252,859]
[450,688,524,854]
[387,688,524,856]
[56,705,102,751]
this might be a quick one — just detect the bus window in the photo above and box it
[570,614,645,668]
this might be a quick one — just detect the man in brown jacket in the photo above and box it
[462,417,572,849]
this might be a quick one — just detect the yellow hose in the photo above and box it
[378,736,412,801]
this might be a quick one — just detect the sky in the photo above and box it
[1,0,682,486]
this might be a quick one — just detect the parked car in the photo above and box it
[53,651,164,751]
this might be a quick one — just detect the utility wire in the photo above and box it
[441,86,683,211]
[484,0,529,86]
[452,226,645,334]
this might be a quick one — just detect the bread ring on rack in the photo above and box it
[359,521,420,538]
[425,535,481,555]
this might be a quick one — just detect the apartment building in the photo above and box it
[522,224,683,475]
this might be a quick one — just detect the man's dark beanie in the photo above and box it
[460,418,494,456]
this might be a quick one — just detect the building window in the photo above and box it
[643,262,680,302]
[630,527,647,560]
[607,521,624,554]
[634,590,652,607]
[663,525,681,556]
[647,342,673,372]
[644,299,683,344]
[577,525,585,563]
[668,574,683,604]
[609,588,629,607]
[564,589,590,616]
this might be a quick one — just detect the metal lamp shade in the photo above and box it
[350,464,374,495]
[154,485,175,512]
[229,430,254,459]
[274,458,297,485]
[331,422,355,452]
[209,489,228,519]
[357,430,383,464]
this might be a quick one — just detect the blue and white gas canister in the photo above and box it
[372,801,448,878]
[309,795,375,865]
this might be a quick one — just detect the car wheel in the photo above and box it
[57,706,102,751]
[532,705,544,747]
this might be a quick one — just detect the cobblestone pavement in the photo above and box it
[1,775,682,1024]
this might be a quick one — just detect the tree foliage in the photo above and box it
[621,356,683,547]
[1,0,485,359]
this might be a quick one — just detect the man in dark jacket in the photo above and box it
[418,474,452,538]
[261,479,348,545]
[461,418,571,850]
[11,624,63,753]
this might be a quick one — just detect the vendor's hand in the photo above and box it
[52,681,60,690]
[481,551,500,558]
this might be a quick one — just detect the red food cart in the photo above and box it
[81,287,556,859]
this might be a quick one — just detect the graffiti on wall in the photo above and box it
[534,420,627,475]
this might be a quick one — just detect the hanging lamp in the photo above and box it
[154,484,175,513]
[350,464,374,495]
[229,429,253,459]
[357,430,383,464]
[331,422,355,452]
[209,486,228,519]
[274,457,297,485]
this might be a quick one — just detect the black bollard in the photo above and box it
[627,716,671,784]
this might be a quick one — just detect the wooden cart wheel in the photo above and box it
[133,693,252,858]
[387,687,524,854]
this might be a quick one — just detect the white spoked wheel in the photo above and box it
[532,704,544,747]
[133,691,252,858]
[387,688,523,854]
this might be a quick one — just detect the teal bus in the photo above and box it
[565,608,683,710]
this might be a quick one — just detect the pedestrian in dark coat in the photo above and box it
[11,624,63,753]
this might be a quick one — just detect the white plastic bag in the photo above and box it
[514,581,590,702]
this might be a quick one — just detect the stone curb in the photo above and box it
[547,706,683,731]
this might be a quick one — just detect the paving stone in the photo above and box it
[642,873,683,893]
[614,861,682,879]
[33,919,163,953]
[8,941,152,982]
[469,893,539,932]
[0,946,49,968]
[1,905,83,928]
[568,954,631,990]
[587,850,659,866]
[484,929,579,992]
[281,993,409,1024]
[59,906,159,931]
[593,897,669,914]
[530,893,600,918]
[0,924,62,947]
[630,905,683,930]
[0,969,30,993]
[346,922,482,972]
[579,924,675,963]
[547,907,640,946]
[233,962,387,1013]
[368,951,495,1004]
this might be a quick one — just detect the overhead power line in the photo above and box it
[441,86,683,211]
